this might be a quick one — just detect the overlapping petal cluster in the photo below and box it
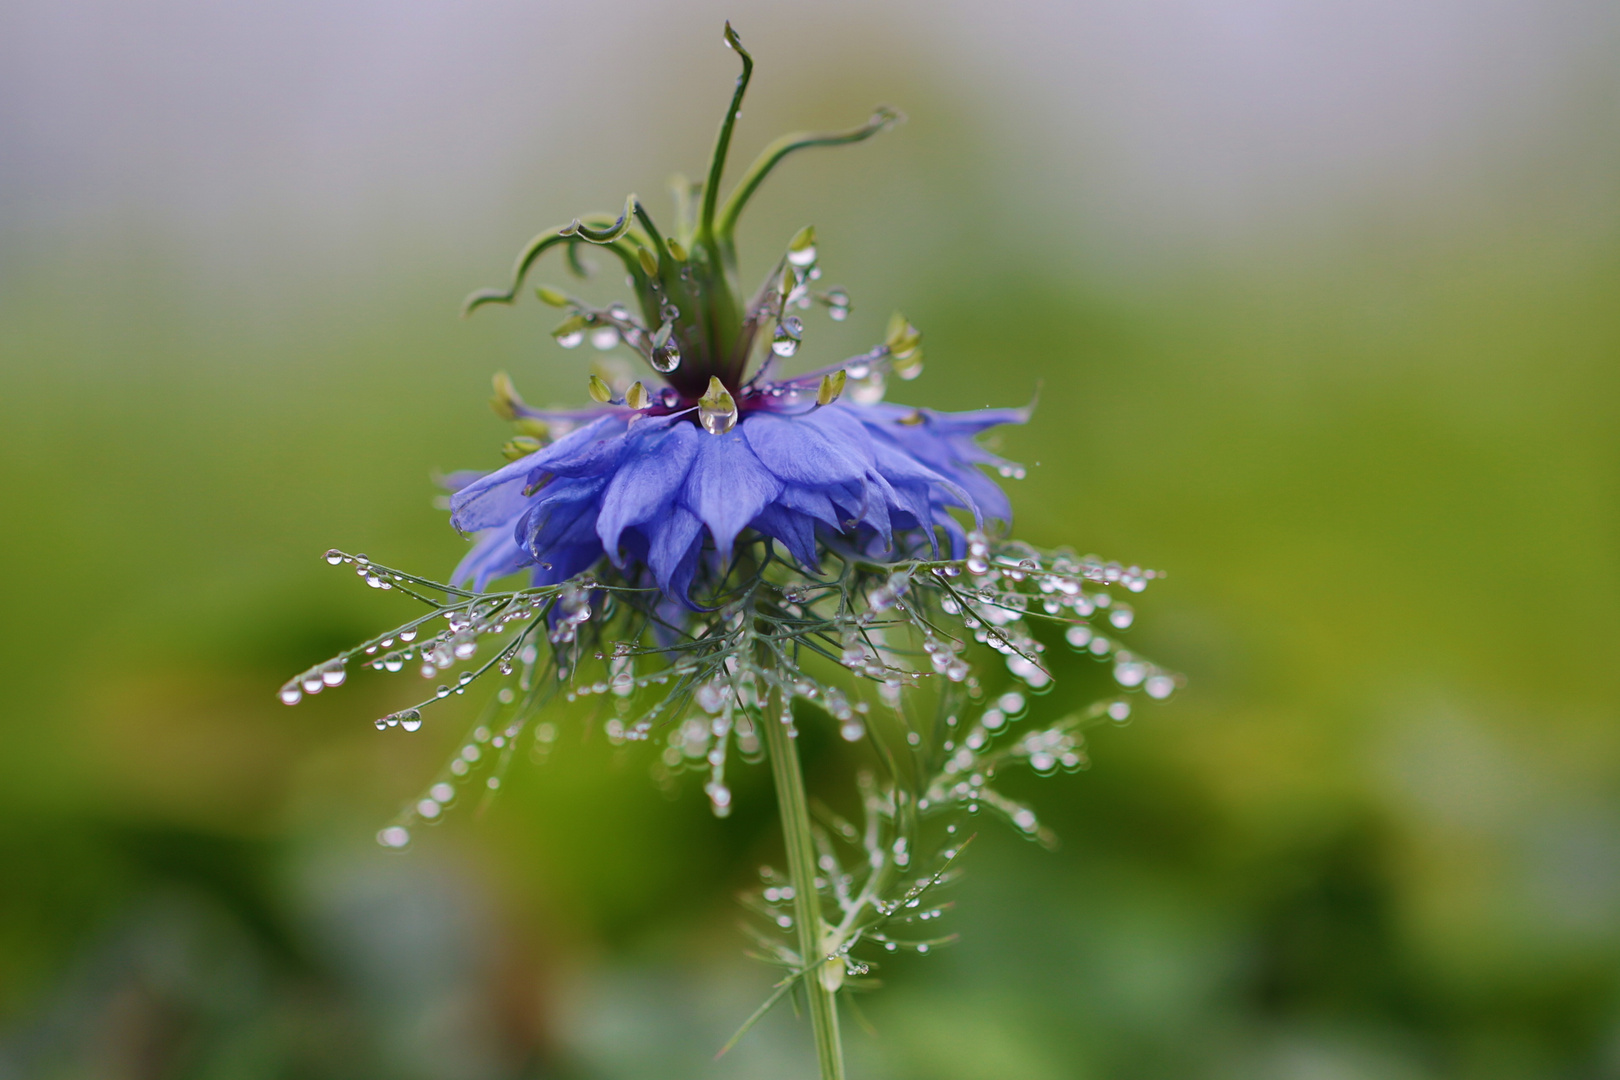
[449,397,1027,598]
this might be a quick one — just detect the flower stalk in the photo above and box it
[763,698,846,1080]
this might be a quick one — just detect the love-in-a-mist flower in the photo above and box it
[285,25,1177,1080]
[446,34,1025,604]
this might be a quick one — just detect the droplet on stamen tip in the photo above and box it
[771,318,802,358]
[698,377,738,435]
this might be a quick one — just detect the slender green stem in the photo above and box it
[762,702,846,1080]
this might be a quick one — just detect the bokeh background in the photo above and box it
[3,1,1619,1077]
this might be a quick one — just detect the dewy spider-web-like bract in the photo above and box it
[280,23,1178,1077]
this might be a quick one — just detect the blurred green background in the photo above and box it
[3,2,1618,1077]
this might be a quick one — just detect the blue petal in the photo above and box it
[680,431,783,560]
[775,483,843,528]
[595,421,700,565]
[741,411,868,486]
[450,414,624,531]
[648,505,703,597]
[751,504,819,570]
[518,475,608,556]
[452,528,532,590]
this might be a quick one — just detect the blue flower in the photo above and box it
[448,392,1027,598]
[448,22,1028,601]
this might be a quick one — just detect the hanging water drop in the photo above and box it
[771,317,802,358]
[324,549,344,565]
[398,708,423,732]
[590,325,620,350]
[698,377,738,435]
[377,826,410,848]
[279,680,303,706]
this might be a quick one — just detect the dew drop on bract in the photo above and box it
[699,395,737,435]
[771,322,800,358]
[652,340,682,373]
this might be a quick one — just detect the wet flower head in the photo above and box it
[450,25,1021,602]
[283,24,1178,1076]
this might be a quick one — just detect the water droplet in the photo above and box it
[1145,674,1175,700]
[320,660,346,687]
[590,325,620,350]
[430,782,455,802]
[398,708,423,732]
[279,680,303,706]
[698,379,738,435]
[771,318,802,357]
[556,329,585,349]
[377,826,410,848]
[850,371,886,404]
[1108,604,1135,630]
[1107,700,1132,722]
[787,245,817,267]
[324,549,344,565]
[399,628,418,643]
[435,685,451,699]
[417,798,441,819]
[300,672,324,695]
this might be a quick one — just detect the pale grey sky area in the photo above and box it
[2,0,1616,270]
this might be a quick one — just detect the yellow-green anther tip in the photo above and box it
[588,374,613,403]
[626,381,651,410]
[818,370,847,406]
[536,286,569,307]
[637,247,659,275]
[502,436,543,461]
[666,238,688,261]
[789,225,815,252]
[490,371,520,420]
